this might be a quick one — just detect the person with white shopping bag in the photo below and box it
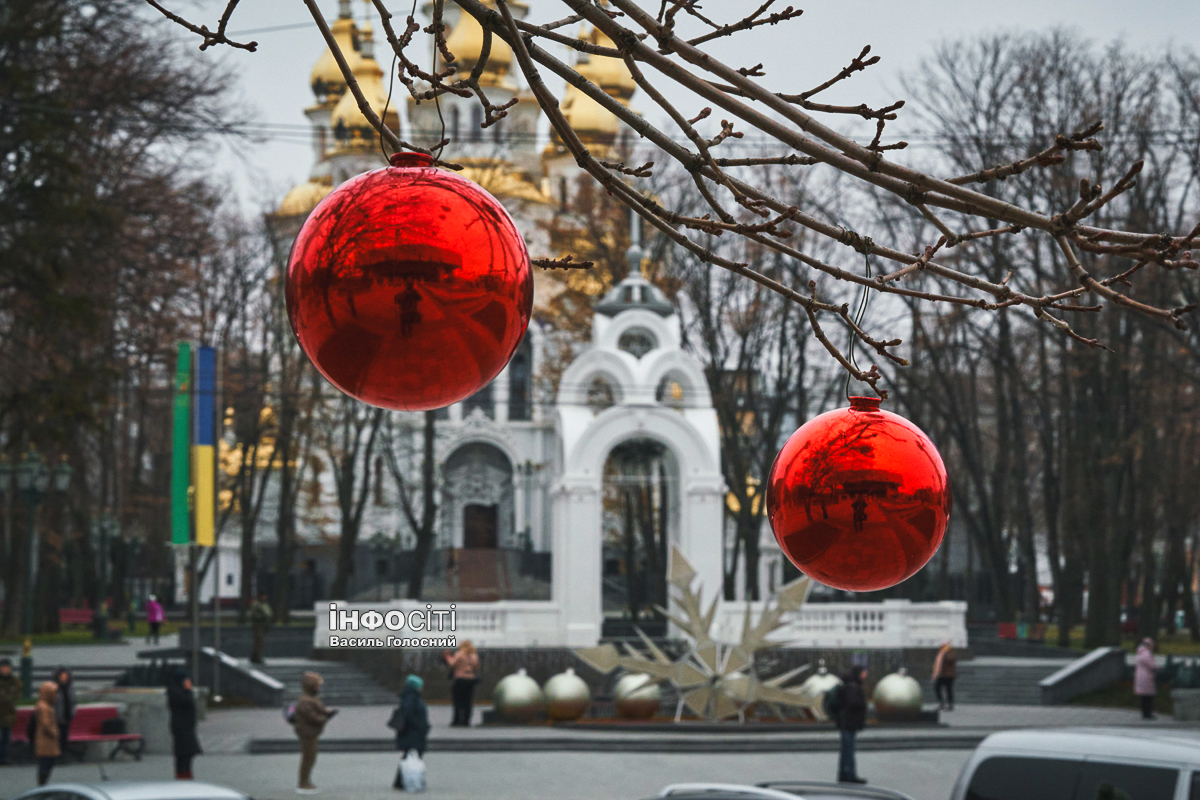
[388,674,430,792]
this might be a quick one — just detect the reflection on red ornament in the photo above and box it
[286,152,533,410]
[766,396,951,592]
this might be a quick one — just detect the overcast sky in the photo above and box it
[181,0,1200,212]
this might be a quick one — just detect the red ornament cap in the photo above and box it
[389,151,434,168]
[848,396,882,412]
[766,398,951,592]
[286,151,532,411]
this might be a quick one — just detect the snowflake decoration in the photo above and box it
[575,545,824,722]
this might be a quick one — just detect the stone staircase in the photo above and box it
[934,656,1076,705]
[253,658,397,706]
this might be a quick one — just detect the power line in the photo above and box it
[227,22,316,36]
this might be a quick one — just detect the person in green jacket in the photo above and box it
[0,657,21,765]
[249,594,273,665]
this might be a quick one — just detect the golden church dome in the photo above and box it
[443,3,515,89]
[310,2,361,104]
[559,84,619,143]
[551,24,635,148]
[276,177,333,217]
[577,26,635,102]
[456,160,550,204]
[329,18,400,152]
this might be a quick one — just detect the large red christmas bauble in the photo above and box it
[766,396,951,592]
[286,152,533,410]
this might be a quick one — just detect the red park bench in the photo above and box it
[58,608,95,628]
[997,622,1047,642]
[13,703,145,761]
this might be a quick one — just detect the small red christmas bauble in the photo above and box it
[286,152,533,410]
[766,396,951,592]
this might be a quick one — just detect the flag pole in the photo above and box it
[194,345,217,697]
[212,347,223,702]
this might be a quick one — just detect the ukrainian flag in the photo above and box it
[193,345,217,547]
[171,343,191,546]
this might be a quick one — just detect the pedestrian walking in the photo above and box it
[442,640,479,727]
[167,669,202,779]
[832,665,868,785]
[389,674,430,791]
[146,594,165,645]
[32,682,60,786]
[0,657,21,765]
[290,671,337,794]
[932,640,958,711]
[1135,637,1157,719]
[53,668,75,757]
[249,594,273,665]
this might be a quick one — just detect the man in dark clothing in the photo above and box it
[0,658,21,764]
[167,669,201,779]
[833,666,868,784]
[249,594,273,665]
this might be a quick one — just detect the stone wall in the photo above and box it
[180,625,315,658]
[314,645,941,703]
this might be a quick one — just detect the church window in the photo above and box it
[470,105,483,141]
[657,375,687,408]
[449,106,461,142]
[508,337,533,421]
[374,455,385,505]
[463,381,494,419]
[618,327,657,359]
[587,376,616,412]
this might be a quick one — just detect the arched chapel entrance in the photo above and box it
[601,438,679,637]
[442,442,515,549]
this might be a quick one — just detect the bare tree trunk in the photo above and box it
[404,412,440,600]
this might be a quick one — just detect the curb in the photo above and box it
[247,733,987,754]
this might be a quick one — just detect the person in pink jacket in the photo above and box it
[146,595,166,645]
[1134,637,1157,719]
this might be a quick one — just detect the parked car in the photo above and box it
[646,782,914,800]
[757,782,915,800]
[9,782,251,800]
[949,728,1200,800]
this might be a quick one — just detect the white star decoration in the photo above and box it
[575,545,825,722]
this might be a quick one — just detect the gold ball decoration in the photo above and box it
[872,668,923,719]
[614,673,662,720]
[492,668,545,723]
[544,667,591,722]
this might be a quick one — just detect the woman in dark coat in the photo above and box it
[166,669,201,779]
[53,668,75,757]
[392,674,430,790]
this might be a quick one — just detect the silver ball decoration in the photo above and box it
[872,667,922,719]
[799,662,842,720]
[614,673,662,720]
[799,665,843,698]
[544,667,591,721]
[492,668,545,723]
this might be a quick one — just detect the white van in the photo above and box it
[949,728,1200,800]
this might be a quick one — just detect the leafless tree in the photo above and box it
[381,412,440,599]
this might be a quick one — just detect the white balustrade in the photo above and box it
[713,599,967,649]
[314,598,966,650]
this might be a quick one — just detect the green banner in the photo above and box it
[171,342,191,546]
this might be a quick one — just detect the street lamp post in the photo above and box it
[13,449,70,697]
[0,456,10,586]
[93,510,117,639]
